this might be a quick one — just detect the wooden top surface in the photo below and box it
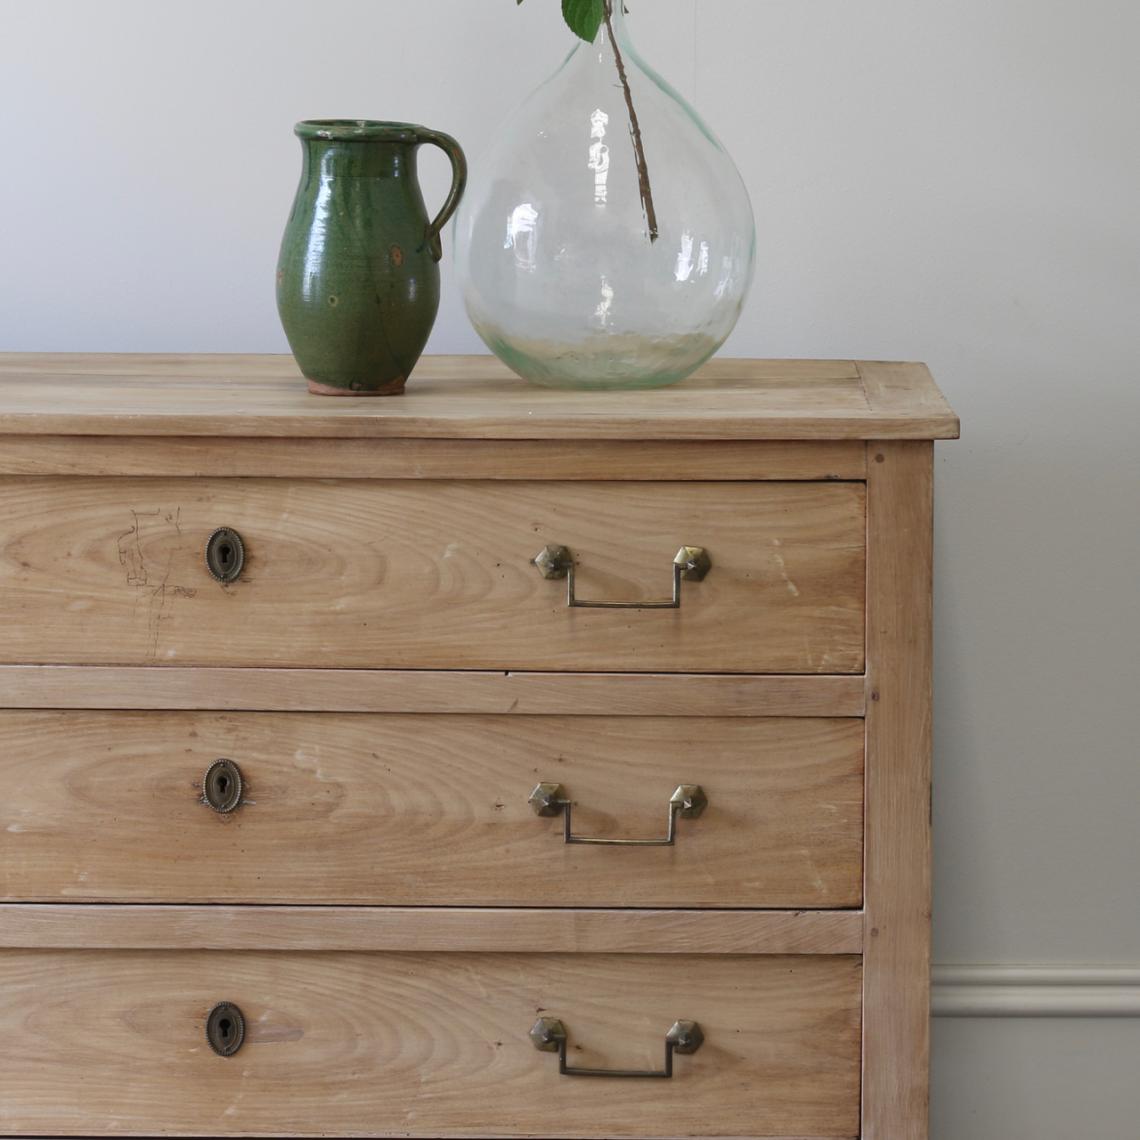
[0,354,959,440]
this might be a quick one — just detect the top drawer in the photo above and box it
[0,478,865,673]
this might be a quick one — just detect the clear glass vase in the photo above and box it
[455,2,756,390]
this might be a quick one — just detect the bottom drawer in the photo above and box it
[0,950,861,1138]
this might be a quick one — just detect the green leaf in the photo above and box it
[561,0,605,42]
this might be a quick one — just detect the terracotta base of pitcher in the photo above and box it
[306,376,407,397]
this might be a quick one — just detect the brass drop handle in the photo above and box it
[203,759,243,814]
[533,545,711,609]
[529,783,707,846]
[205,527,245,583]
[530,1017,703,1078]
[206,1001,245,1057]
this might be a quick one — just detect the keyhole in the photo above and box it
[205,527,244,583]
[203,759,243,814]
[206,1001,245,1057]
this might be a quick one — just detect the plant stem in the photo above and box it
[603,0,659,243]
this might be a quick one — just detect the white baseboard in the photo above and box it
[932,965,1140,1017]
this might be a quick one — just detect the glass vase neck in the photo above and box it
[591,2,630,47]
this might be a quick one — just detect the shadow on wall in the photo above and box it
[931,382,1139,968]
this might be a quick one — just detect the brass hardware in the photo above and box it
[532,544,572,580]
[203,759,243,814]
[529,1016,703,1078]
[205,527,245,583]
[528,782,707,846]
[531,545,710,609]
[206,1001,245,1057]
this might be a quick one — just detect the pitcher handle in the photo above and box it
[414,127,468,263]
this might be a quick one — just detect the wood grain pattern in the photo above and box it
[861,441,934,1140]
[0,435,868,480]
[0,712,864,908]
[0,353,960,440]
[0,906,865,955]
[0,666,866,716]
[0,950,862,1137]
[857,362,958,432]
[0,478,866,673]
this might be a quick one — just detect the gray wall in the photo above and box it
[2,2,1138,1134]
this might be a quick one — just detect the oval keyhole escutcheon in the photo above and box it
[205,527,245,583]
[206,1001,245,1057]
[203,759,243,814]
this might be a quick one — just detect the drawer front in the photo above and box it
[0,478,866,672]
[0,712,864,908]
[0,950,862,1137]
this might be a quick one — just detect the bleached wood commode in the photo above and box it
[0,355,958,1139]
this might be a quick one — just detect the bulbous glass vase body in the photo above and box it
[455,5,755,389]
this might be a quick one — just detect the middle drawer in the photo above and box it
[0,711,864,908]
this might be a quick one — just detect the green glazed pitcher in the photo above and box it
[277,120,467,396]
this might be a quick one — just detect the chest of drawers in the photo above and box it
[0,354,958,1140]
